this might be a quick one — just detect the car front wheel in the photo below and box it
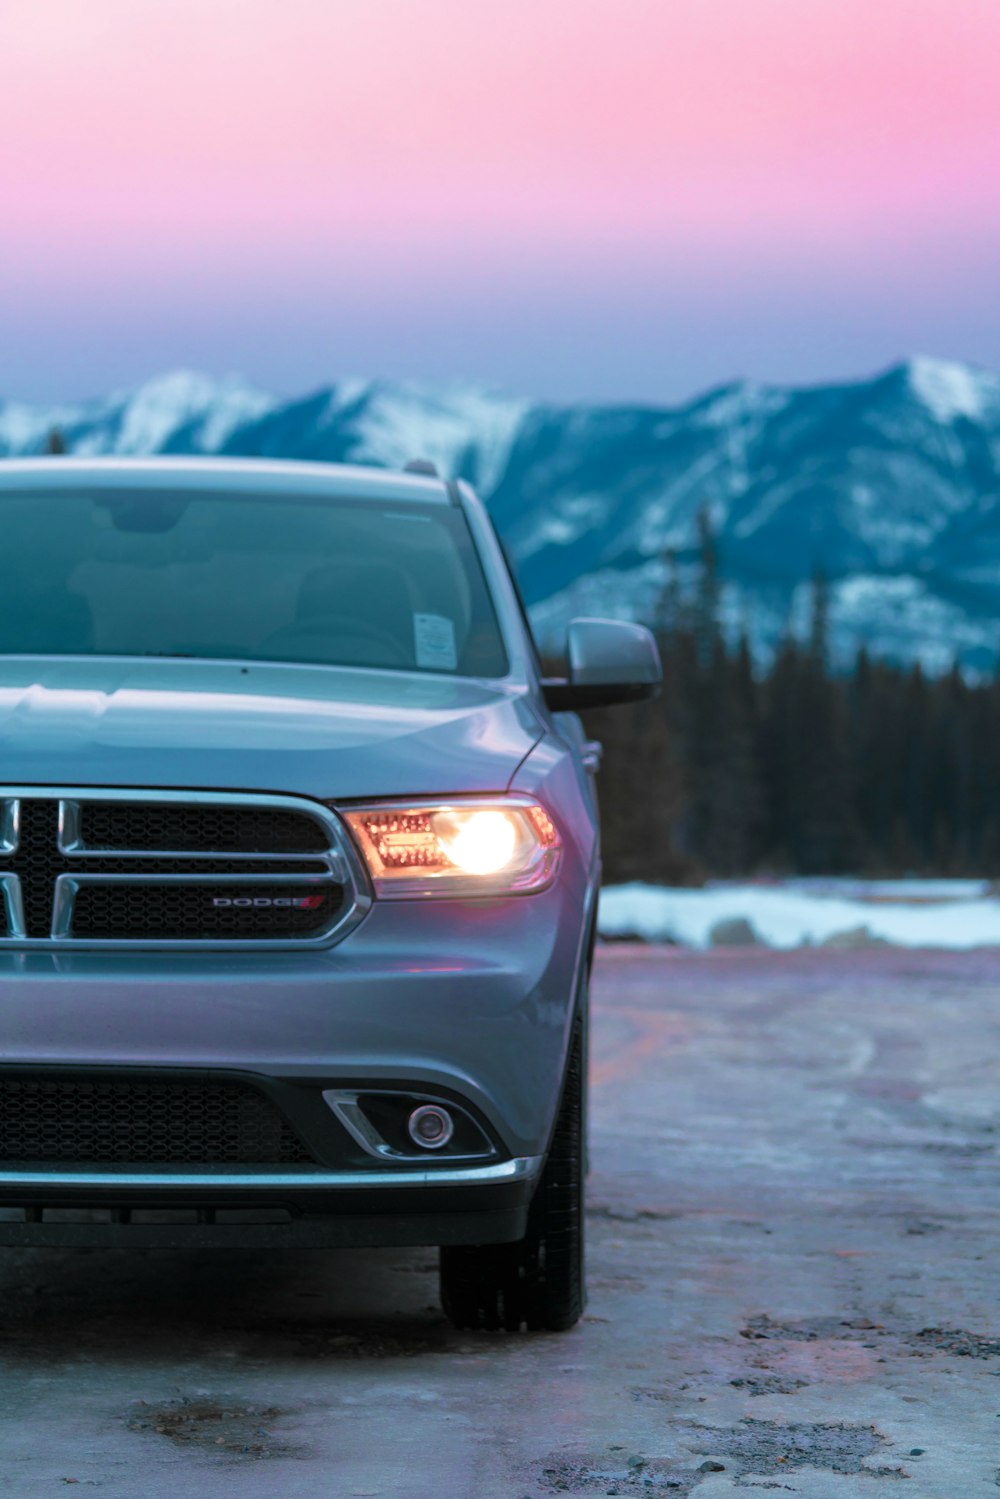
[439,1017,586,1333]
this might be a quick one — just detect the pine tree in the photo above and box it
[695,635,763,873]
[692,507,720,668]
[808,566,831,669]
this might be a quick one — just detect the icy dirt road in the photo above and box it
[3,945,1000,1496]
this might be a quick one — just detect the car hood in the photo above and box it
[0,659,544,800]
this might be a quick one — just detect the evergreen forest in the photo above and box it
[577,518,1000,884]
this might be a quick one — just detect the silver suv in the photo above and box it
[0,457,660,1332]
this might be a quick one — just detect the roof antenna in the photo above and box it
[403,458,439,477]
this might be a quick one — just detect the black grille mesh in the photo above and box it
[80,802,329,853]
[72,883,342,940]
[0,1076,315,1166]
[0,796,342,941]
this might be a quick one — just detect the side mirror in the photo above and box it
[542,618,663,712]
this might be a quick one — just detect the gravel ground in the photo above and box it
[3,944,1000,1495]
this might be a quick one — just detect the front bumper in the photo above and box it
[0,879,589,1154]
[0,1155,542,1248]
[0,876,592,1245]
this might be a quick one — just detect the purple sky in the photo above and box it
[3,0,1000,404]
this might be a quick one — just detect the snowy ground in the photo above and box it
[598,877,1000,949]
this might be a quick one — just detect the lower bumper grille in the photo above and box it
[0,1076,315,1167]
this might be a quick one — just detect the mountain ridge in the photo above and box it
[3,357,1000,672]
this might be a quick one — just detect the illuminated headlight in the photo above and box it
[340,799,562,897]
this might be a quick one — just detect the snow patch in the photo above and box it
[107,371,273,453]
[907,356,998,425]
[349,382,529,493]
[325,377,371,417]
[528,560,667,647]
[197,382,275,450]
[599,880,1000,950]
[695,382,789,430]
[0,401,81,454]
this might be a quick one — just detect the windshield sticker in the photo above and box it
[414,613,458,671]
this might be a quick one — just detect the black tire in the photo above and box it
[439,1018,586,1332]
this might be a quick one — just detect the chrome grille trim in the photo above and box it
[0,787,371,950]
[0,802,18,856]
[0,874,24,936]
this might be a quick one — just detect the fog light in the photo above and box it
[407,1104,454,1150]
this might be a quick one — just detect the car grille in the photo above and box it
[72,882,342,940]
[0,790,355,945]
[79,801,330,854]
[0,1075,315,1166]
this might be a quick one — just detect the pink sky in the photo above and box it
[2,0,1000,401]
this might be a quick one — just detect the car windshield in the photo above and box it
[0,487,510,677]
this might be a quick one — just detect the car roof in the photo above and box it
[0,456,452,505]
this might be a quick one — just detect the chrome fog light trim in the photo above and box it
[323,1089,497,1163]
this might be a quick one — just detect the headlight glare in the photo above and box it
[340,799,561,897]
[433,809,518,875]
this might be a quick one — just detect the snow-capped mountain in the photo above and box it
[3,357,1000,672]
[0,370,275,459]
